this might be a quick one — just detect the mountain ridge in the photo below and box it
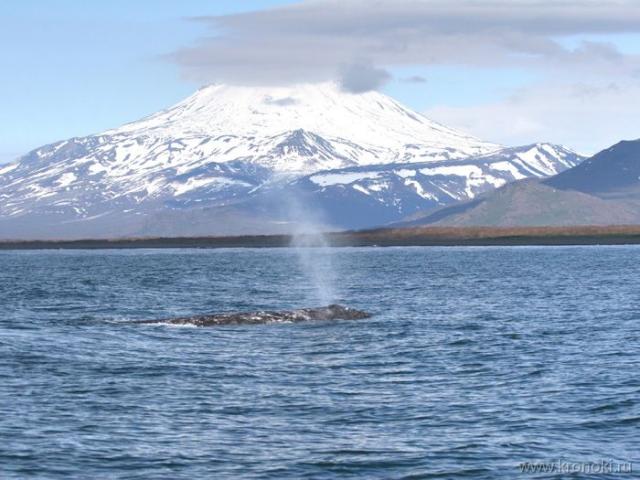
[399,139,640,227]
[0,83,583,239]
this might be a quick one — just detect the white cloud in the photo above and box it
[167,0,640,152]
[171,0,640,89]
[339,59,391,93]
[425,82,640,154]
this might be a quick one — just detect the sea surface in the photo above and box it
[1,246,639,479]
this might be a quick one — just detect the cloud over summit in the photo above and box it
[171,0,640,90]
[167,0,640,152]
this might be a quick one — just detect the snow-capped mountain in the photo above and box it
[246,143,582,229]
[396,139,640,228]
[0,83,583,239]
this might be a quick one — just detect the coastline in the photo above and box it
[2,226,640,249]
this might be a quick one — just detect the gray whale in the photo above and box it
[134,304,371,327]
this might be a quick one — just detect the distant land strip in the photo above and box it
[3,226,640,249]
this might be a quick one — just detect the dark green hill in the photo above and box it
[399,139,640,227]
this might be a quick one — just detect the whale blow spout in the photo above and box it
[134,304,371,327]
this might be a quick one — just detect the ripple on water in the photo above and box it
[1,246,640,479]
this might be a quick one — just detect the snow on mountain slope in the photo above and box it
[252,144,583,229]
[305,143,580,197]
[0,83,583,239]
[109,83,499,164]
[0,83,500,218]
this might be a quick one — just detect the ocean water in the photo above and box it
[1,246,638,479]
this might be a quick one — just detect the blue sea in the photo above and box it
[1,246,638,479]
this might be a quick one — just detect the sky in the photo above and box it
[1,0,640,163]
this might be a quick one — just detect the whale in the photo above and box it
[133,304,371,327]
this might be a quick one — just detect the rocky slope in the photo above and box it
[400,140,640,227]
[0,83,582,238]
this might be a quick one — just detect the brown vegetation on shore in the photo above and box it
[2,225,640,249]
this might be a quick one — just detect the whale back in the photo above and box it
[133,304,371,327]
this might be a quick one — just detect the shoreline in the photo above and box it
[2,226,640,250]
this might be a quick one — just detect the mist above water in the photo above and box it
[290,228,336,307]
[285,195,337,307]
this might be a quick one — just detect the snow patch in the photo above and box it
[404,179,438,200]
[395,169,416,178]
[56,172,77,188]
[419,165,483,177]
[489,161,527,180]
[171,177,248,196]
[310,171,381,187]
[352,184,370,195]
[0,163,18,175]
